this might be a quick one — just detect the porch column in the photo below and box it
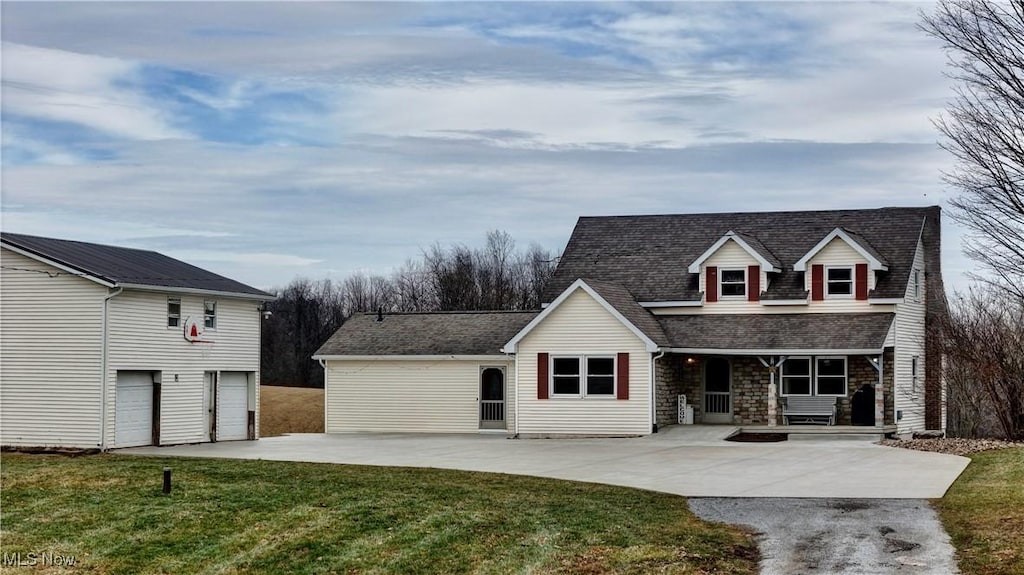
[758,356,786,427]
[867,354,885,427]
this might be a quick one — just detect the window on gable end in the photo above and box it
[720,268,746,298]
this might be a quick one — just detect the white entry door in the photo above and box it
[218,372,249,441]
[703,358,733,423]
[116,371,153,447]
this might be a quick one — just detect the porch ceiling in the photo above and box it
[656,312,894,354]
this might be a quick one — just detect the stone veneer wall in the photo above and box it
[655,351,895,426]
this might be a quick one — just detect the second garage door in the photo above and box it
[218,372,249,441]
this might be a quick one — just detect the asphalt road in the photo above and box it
[689,498,959,575]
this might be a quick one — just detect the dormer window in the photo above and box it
[825,266,854,297]
[720,269,747,298]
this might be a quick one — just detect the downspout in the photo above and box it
[99,286,123,450]
[318,358,328,433]
[650,350,665,433]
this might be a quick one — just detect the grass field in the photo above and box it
[259,385,324,437]
[936,447,1024,575]
[1,454,757,575]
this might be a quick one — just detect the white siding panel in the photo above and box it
[105,291,261,445]
[894,240,927,434]
[325,360,513,433]
[0,248,106,448]
[517,288,650,436]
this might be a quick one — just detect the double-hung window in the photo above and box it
[815,357,847,396]
[781,357,811,395]
[781,356,847,396]
[825,266,853,297]
[551,356,615,397]
[719,268,746,298]
[167,297,181,328]
[204,300,217,329]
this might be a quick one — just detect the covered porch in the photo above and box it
[654,351,895,430]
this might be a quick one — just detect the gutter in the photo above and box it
[99,286,123,450]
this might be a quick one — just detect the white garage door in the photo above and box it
[116,371,153,447]
[218,372,249,441]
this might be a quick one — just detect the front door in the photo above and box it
[479,367,505,430]
[703,357,733,423]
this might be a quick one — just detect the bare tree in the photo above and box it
[943,288,1024,440]
[262,231,558,386]
[921,0,1024,299]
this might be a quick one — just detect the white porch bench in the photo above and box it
[783,396,837,425]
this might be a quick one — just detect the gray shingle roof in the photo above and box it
[656,313,895,351]
[1,232,273,299]
[544,207,935,303]
[729,231,783,270]
[581,279,669,346]
[315,311,538,357]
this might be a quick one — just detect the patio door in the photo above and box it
[703,358,733,423]
[479,367,506,430]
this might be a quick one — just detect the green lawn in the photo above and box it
[936,447,1024,575]
[0,454,757,574]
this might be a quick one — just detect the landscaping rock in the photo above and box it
[879,437,1024,456]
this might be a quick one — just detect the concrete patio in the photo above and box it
[120,425,969,498]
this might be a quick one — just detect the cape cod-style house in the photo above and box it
[315,206,947,438]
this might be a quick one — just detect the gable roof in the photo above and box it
[544,206,935,303]
[1,232,274,300]
[314,311,537,357]
[503,279,666,353]
[792,227,889,271]
[687,230,782,273]
[656,312,895,353]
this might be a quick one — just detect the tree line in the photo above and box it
[260,231,557,388]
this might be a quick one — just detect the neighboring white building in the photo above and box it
[315,207,948,438]
[1,232,275,449]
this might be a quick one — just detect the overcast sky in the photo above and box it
[1,2,975,292]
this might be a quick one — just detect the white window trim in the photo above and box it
[549,354,617,399]
[814,356,848,397]
[167,297,181,329]
[203,299,217,330]
[718,267,747,299]
[780,356,812,396]
[824,265,854,299]
[912,269,922,302]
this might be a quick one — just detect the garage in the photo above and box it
[218,372,250,441]
[115,371,155,447]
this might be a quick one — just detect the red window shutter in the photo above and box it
[537,353,549,400]
[748,265,760,302]
[706,266,718,303]
[855,263,868,300]
[616,353,629,400]
[811,264,824,301]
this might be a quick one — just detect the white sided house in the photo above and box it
[315,207,948,438]
[1,232,275,449]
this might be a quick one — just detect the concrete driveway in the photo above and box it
[120,426,968,499]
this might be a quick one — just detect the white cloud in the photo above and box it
[1,42,188,140]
